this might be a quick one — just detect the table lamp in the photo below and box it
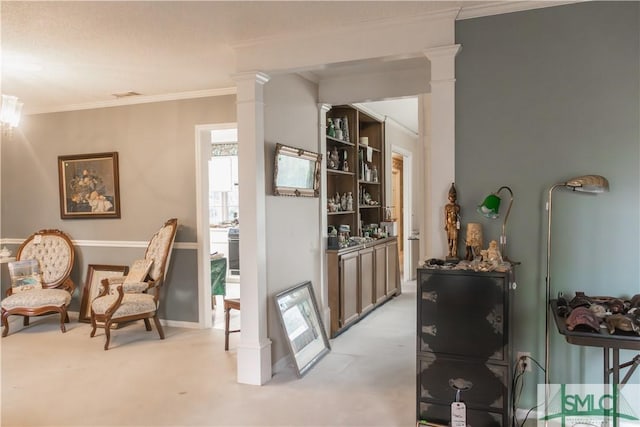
[477,186,514,263]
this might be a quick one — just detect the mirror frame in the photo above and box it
[274,281,331,377]
[273,143,322,197]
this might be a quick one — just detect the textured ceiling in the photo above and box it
[1,1,571,118]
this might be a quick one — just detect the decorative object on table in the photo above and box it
[79,264,129,323]
[58,152,120,219]
[444,183,460,261]
[476,185,514,263]
[481,240,502,264]
[273,143,322,198]
[0,246,11,258]
[464,223,483,261]
[274,280,330,377]
[543,174,609,387]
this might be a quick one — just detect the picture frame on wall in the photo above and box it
[79,264,129,323]
[58,152,121,219]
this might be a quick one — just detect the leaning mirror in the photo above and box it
[273,143,322,197]
[274,281,330,377]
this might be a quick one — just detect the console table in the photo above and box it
[550,300,640,427]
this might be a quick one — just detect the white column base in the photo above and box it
[237,338,273,385]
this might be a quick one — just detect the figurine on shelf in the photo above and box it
[340,149,349,172]
[346,192,353,211]
[327,118,336,138]
[481,240,502,263]
[329,147,340,170]
[444,183,461,260]
[334,118,343,140]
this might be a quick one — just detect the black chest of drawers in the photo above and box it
[417,268,514,426]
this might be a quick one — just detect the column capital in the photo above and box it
[423,44,462,82]
[319,103,332,113]
[232,71,271,85]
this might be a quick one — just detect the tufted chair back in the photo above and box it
[143,218,177,285]
[16,229,74,289]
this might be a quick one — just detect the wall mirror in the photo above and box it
[273,143,322,197]
[274,281,330,377]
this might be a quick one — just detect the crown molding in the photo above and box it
[457,0,583,20]
[231,8,460,51]
[26,87,237,115]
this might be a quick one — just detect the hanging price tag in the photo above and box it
[451,402,466,427]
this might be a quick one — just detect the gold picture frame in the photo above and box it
[79,264,129,323]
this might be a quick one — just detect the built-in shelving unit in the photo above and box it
[326,105,384,240]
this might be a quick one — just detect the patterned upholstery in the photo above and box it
[92,293,156,317]
[90,218,177,350]
[19,234,73,286]
[1,289,71,310]
[1,229,75,337]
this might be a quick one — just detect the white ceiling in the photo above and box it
[1,1,571,131]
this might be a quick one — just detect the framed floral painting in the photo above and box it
[58,152,121,219]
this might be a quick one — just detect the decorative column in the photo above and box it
[318,103,332,334]
[422,44,461,259]
[233,71,272,385]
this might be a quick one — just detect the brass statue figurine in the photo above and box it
[444,183,460,260]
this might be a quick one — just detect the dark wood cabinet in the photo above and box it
[416,268,513,426]
[327,237,400,337]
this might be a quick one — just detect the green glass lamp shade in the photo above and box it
[477,193,501,219]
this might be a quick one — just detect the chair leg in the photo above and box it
[103,321,112,350]
[90,316,97,337]
[59,307,67,333]
[143,318,152,331]
[225,305,231,351]
[23,316,30,326]
[1,310,9,337]
[153,315,165,340]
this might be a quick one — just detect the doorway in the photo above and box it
[391,153,404,277]
[195,122,239,330]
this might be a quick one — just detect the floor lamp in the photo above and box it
[544,175,609,388]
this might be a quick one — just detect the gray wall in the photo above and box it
[456,1,639,409]
[264,74,322,367]
[2,96,236,321]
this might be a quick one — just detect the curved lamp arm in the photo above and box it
[495,186,513,260]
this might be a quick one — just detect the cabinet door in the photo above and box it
[340,251,359,327]
[386,240,399,296]
[359,247,374,314]
[373,244,386,303]
[418,270,508,362]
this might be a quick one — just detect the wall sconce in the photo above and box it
[477,186,514,263]
[1,94,24,135]
[544,174,609,388]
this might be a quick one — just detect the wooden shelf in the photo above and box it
[327,210,355,215]
[328,169,355,176]
[358,180,380,185]
[326,135,355,146]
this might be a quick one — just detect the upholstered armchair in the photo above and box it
[90,218,177,350]
[1,229,76,337]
